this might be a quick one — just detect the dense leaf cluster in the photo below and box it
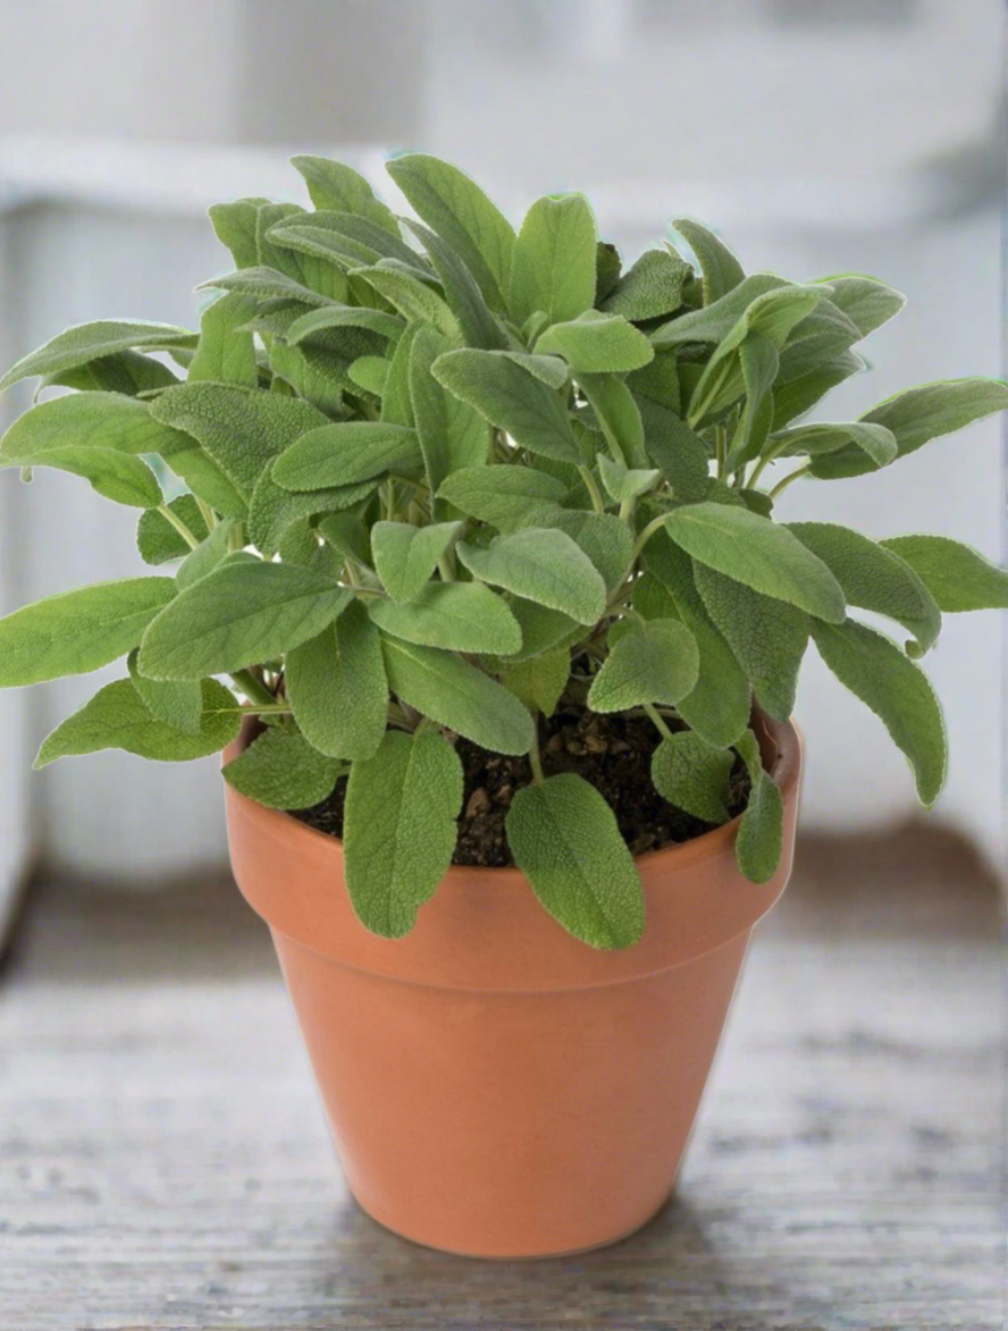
[2,153,1007,949]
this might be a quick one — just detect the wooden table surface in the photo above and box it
[0,828,1002,1331]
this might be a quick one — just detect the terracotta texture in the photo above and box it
[224,715,802,1258]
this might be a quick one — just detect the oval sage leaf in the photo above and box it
[223,728,343,810]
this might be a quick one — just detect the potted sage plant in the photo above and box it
[1,152,1006,1257]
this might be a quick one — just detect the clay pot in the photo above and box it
[224,714,801,1258]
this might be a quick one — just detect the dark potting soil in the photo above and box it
[291,707,751,869]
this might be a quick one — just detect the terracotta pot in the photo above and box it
[224,714,801,1258]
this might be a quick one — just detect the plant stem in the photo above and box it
[627,513,667,569]
[643,701,674,741]
[715,426,726,480]
[528,725,545,785]
[195,497,218,532]
[230,669,276,708]
[768,462,811,500]
[578,464,606,515]
[157,504,200,550]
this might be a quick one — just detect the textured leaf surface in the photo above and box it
[35,679,239,768]
[187,292,259,388]
[819,274,905,338]
[37,348,178,396]
[651,274,786,348]
[601,248,691,321]
[813,379,1008,479]
[0,391,189,463]
[381,637,534,755]
[136,497,209,565]
[880,535,1008,612]
[291,155,398,231]
[589,617,699,712]
[3,444,161,508]
[670,219,745,305]
[508,192,597,327]
[351,264,459,340]
[272,421,421,491]
[139,562,351,680]
[437,465,565,531]
[0,320,197,392]
[223,727,343,810]
[174,522,240,591]
[811,618,946,805]
[386,153,516,311]
[344,729,462,938]
[597,454,660,504]
[286,601,387,760]
[789,521,941,654]
[735,730,784,885]
[652,731,734,824]
[457,528,607,625]
[409,327,489,502]
[537,311,654,374]
[372,520,463,602]
[578,372,648,469]
[694,564,808,722]
[286,304,403,345]
[773,421,897,470]
[506,774,645,949]
[432,349,580,464]
[0,578,175,686]
[247,471,375,557]
[404,218,506,350]
[660,503,846,622]
[546,510,634,592]
[127,650,203,735]
[500,648,569,717]
[370,582,522,653]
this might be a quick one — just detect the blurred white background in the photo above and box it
[0,0,1003,924]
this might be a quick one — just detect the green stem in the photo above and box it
[627,513,667,570]
[578,464,606,515]
[157,504,200,550]
[195,497,218,532]
[230,669,276,708]
[528,725,545,785]
[618,495,635,524]
[643,701,674,741]
[768,462,811,500]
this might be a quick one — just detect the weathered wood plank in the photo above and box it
[0,827,1001,1330]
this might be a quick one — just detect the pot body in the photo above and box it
[225,716,801,1258]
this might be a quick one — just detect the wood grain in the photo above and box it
[0,826,1002,1330]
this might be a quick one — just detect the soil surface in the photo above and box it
[292,707,751,868]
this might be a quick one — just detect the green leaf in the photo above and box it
[640,538,750,748]
[651,274,787,349]
[272,421,421,491]
[175,521,240,591]
[285,304,404,346]
[727,332,778,465]
[409,328,489,505]
[187,292,259,388]
[270,211,430,278]
[151,383,327,503]
[772,421,897,470]
[0,391,191,463]
[506,774,645,949]
[595,241,622,302]
[2,444,161,508]
[1,320,197,393]
[35,678,240,768]
[789,521,941,654]
[136,497,209,565]
[290,155,398,231]
[286,600,388,760]
[588,617,699,712]
[36,349,179,397]
[652,731,734,824]
[500,599,581,664]
[381,636,534,755]
[498,352,569,389]
[127,649,203,735]
[318,511,372,567]
[223,728,343,810]
[879,535,1008,612]
[771,349,865,431]
[457,528,607,625]
[537,311,654,374]
[370,582,522,654]
[813,378,1008,479]
[500,647,569,717]
[0,577,176,686]
[693,564,808,722]
[404,218,507,350]
[597,454,660,504]
[508,193,597,327]
[351,263,459,340]
[209,197,271,269]
[811,618,946,805]
[347,355,388,397]
[372,520,464,601]
[734,730,784,884]
[386,153,516,311]
[437,465,565,532]
[816,274,905,338]
[247,471,376,558]
[267,340,347,416]
[432,349,580,464]
[660,502,846,622]
[138,561,351,680]
[545,510,634,592]
[344,728,462,938]
[578,372,648,468]
[670,219,745,305]
[636,404,710,501]
[199,265,335,309]
[601,248,692,322]
[380,322,419,428]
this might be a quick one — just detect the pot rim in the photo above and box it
[226,709,800,889]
